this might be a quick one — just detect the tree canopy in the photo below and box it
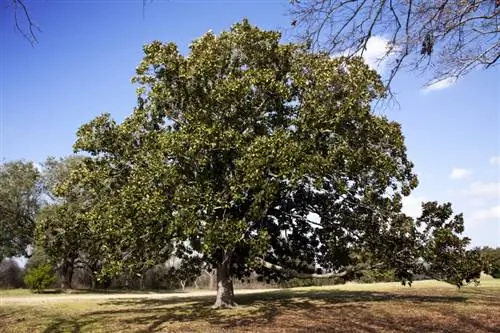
[64,20,480,307]
[290,0,500,88]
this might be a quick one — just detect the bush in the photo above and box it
[24,264,56,292]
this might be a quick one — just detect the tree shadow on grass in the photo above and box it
[41,317,99,333]
[39,289,500,333]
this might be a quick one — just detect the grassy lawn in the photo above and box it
[1,280,499,332]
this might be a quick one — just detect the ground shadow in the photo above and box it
[39,288,500,333]
[62,288,188,295]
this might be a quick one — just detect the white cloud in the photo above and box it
[462,181,500,197]
[490,156,500,166]
[402,195,426,218]
[469,198,487,208]
[333,35,395,73]
[360,36,393,71]
[449,168,472,179]
[470,205,500,221]
[421,77,457,94]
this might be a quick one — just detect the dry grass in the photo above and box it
[1,280,499,332]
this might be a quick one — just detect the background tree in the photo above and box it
[290,0,500,88]
[0,160,42,258]
[71,20,481,308]
[36,156,98,289]
[164,255,204,290]
[478,247,500,278]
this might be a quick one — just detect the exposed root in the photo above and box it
[212,301,238,309]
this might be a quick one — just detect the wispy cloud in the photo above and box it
[471,205,500,221]
[490,156,500,166]
[421,77,457,94]
[333,35,395,74]
[360,36,393,72]
[449,168,472,180]
[461,181,500,197]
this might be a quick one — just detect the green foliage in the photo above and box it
[72,20,412,278]
[24,264,56,292]
[0,160,42,258]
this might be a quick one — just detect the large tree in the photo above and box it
[0,160,42,258]
[290,0,500,88]
[71,20,480,308]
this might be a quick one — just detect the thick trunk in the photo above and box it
[60,260,74,289]
[213,261,236,308]
[139,275,144,290]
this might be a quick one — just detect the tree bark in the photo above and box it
[60,260,74,289]
[213,261,236,308]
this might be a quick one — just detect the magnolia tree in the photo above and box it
[69,20,481,308]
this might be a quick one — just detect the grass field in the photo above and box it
[1,280,499,332]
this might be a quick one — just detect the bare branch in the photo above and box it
[10,0,40,46]
[290,0,500,90]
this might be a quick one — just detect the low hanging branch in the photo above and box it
[256,258,385,279]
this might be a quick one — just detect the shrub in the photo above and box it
[24,264,56,292]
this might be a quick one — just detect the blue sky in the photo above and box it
[1,1,498,247]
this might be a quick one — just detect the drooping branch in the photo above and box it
[257,258,348,278]
[256,258,385,279]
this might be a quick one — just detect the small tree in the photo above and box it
[24,264,56,293]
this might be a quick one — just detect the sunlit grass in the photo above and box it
[1,279,499,332]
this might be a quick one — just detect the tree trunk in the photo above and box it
[213,261,236,308]
[60,260,74,289]
[139,275,144,290]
